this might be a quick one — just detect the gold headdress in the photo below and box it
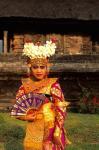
[22,38,57,65]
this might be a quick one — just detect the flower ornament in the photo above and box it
[22,39,57,59]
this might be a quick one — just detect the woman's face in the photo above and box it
[30,64,47,80]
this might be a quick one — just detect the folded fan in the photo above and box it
[11,92,47,116]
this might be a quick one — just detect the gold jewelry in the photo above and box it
[30,58,48,66]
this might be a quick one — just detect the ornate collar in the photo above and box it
[21,77,58,94]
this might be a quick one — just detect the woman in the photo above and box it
[12,40,68,150]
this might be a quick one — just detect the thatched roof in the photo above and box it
[0,0,99,20]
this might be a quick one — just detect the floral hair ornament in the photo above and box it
[22,38,57,65]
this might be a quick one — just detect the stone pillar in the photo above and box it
[3,31,8,53]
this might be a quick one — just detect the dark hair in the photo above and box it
[27,57,31,64]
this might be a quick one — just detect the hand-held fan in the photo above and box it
[11,92,47,116]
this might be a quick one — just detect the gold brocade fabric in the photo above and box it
[22,77,58,94]
[21,77,57,150]
[23,103,55,150]
[15,77,70,150]
[24,118,44,150]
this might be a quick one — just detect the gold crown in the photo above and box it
[29,58,48,66]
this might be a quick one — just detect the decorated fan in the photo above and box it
[11,92,47,116]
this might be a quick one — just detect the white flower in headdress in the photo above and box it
[22,39,57,59]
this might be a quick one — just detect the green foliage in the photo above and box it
[0,112,99,150]
[95,107,99,113]
[0,114,5,123]
[0,123,25,141]
[66,143,99,150]
[78,82,98,114]
[0,143,4,150]
[4,138,24,150]
[0,113,25,150]
[5,125,25,140]
[0,124,9,139]
[65,113,99,150]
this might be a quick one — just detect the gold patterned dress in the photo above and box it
[15,77,67,150]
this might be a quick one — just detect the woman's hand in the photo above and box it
[16,113,36,121]
[16,116,26,121]
[25,113,36,121]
